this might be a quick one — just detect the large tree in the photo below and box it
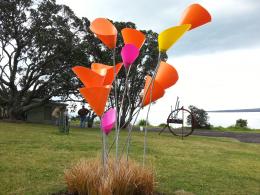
[114,24,167,127]
[0,0,88,119]
[81,21,167,127]
[0,0,166,125]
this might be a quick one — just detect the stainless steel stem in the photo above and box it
[113,48,120,162]
[143,52,161,166]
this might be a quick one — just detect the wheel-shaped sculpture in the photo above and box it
[166,107,194,137]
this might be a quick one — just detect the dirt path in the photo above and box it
[192,129,260,143]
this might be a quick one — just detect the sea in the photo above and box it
[208,112,260,129]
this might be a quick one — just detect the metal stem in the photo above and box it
[143,52,161,166]
[125,107,141,161]
[100,117,105,168]
[182,108,184,140]
[118,67,131,131]
[113,48,120,163]
[108,106,142,154]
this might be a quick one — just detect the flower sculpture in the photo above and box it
[72,3,212,169]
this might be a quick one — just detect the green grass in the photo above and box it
[0,122,260,195]
[210,126,260,133]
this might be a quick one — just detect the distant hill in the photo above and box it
[207,108,260,112]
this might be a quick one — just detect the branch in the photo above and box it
[0,76,9,86]
[58,98,83,103]
[1,40,14,73]
[22,95,52,112]
[10,42,22,86]
[0,64,10,80]
[0,93,8,103]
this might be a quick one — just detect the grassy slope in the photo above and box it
[0,122,259,195]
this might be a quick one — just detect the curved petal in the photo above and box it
[121,28,146,49]
[72,66,105,87]
[179,4,211,30]
[155,61,179,89]
[79,86,111,117]
[158,24,191,52]
[101,108,116,135]
[91,63,123,85]
[90,18,117,49]
[142,76,165,107]
[121,44,139,69]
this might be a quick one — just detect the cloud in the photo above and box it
[171,0,260,56]
[57,0,260,128]
[57,0,260,56]
[138,47,260,127]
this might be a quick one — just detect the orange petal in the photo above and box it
[79,86,111,117]
[155,61,179,89]
[179,4,211,30]
[91,63,123,85]
[90,18,117,49]
[72,66,105,87]
[142,76,165,107]
[121,28,146,49]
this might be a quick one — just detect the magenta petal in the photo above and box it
[121,44,139,69]
[101,108,116,135]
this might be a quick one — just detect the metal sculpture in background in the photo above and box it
[159,97,195,138]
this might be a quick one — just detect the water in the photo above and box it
[208,112,260,129]
[138,107,260,129]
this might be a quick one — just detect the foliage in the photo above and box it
[138,119,150,126]
[158,123,167,127]
[187,105,210,129]
[211,125,258,133]
[65,158,155,195]
[0,0,88,119]
[235,118,248,128]
[0,0,166,124]
[87,21,167,127]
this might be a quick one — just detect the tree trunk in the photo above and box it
[8,107,25,121]
[119,104,136,129]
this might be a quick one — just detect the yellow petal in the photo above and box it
[158,24,191,52]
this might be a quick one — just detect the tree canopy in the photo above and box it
[0,0,166,123]
[0,0,88,119]
[187,105,210,129]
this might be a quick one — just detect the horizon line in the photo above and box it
[207,108,260,113]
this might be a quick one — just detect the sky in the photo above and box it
[57,0,260,128]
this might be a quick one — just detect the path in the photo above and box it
[149,127,260,143]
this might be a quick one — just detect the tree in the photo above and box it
[187,105,210,129]
[108,22,167,127]
[76,21,167,127]
[235,119,247,128]
[0,0,89,119]
[0,0,166,124]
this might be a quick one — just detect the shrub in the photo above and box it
[138,119,150,126]
[65,158,155,195]
[235,119,248,128]
[158,123,167,127]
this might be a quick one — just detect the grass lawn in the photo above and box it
[211,126,260,133]
[0,122,260,195]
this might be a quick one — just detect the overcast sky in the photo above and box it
[57,0,260,128]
